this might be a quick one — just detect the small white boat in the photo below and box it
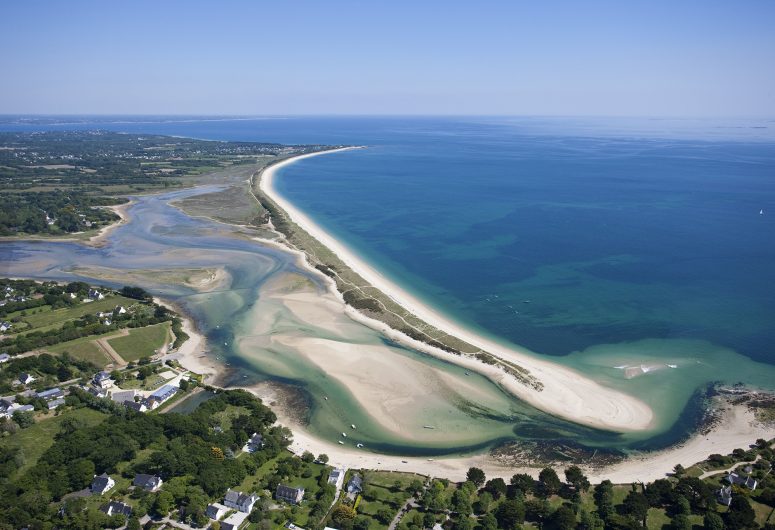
[423,425,435,429]
[324,396,328,400]
[356,443,364,448]
[342,432,347,437]
[338,441,344,445]
[761,209,765,215]
[351,424,356,429]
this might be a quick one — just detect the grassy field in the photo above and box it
[47,335,112,366]
[8,295,136,333]
[0,408,107,477]
[108,321,170,361]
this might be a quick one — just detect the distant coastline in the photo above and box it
[256,149,655,433]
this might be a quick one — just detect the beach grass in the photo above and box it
[107,321,170,361]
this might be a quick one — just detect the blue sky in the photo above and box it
[1,1,774,116]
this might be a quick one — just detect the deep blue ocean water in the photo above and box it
[3,116,774,365]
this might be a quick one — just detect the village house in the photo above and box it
[328,468,345,490]
[90,473,115,495]
[125,400,148,413]
[110,389,138,404]
[100,500,132,517]
[242,432,264,453]
[206,502,229,520]
[726,472,758,490]
[93,371,114,389]
[224,488,259,513]
[0,322,12,333]
[35,388,64,401]
[346,474,363,495]
[18,373,35,386]
[48,398,65,410]
[718,485,733,507]
[275,484,305,505]
[133,473,163,492]
[0,353,9,363]
[146,384,178,408]
[88,289,105,300]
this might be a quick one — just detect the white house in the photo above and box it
[91,473,115,495]
[221,511,249,530]
[0,322,12,333]
[0,353,10,363]
[93,371,114,389]
[133,473,163,492]
[18,373,35,385]
[328,468,345,490]
[223,489,259,513]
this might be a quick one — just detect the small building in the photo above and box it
[100,500,133,517]
[726,472,758,490]
[36,388,64,401]
[224,488,259,513]
[116,306,127,315]
[125,400,147,413]
[286,523,306,530]
[346,474,363,495]
[328,468,345,490]
[87,385,107,398]
[718,485,733,507]
[221,511,249,530]
[93,371,114,389]
[0,353,9,363]
[133,473,163,492]
[48,398,66,410]
[206,502,229,520]
[276,484,305,505]
[18,373,35,386]
[242,432,264,453]
[90,473,115,495]
[88,289,105,300]
[148,384,178,405]
[0,322,12,333]
[110,389,138,403]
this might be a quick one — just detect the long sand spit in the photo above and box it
[260,149,654,433]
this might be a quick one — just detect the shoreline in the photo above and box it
[0,200,133,248]
[253,380,773,484]
[258,149,655,433]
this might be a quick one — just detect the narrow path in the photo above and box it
[95,330,129,367]
[389,496,419,530]
[698,455,760,479]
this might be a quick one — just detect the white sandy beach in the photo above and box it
[252,379,772,484]
[259,150,654,433]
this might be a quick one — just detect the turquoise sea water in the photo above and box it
[2,116,775,454]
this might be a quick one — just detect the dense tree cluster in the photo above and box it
[0,389,287,529]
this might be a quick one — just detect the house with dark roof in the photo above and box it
[100,500,132,517]
[346,474,363,495]
[18,373,35,385]
[93,371,114,389]
[718,485,733,507]
[90,473,115,495]
[276,484,305,505]
[133,473,163,492]
[242,432,264,453]
[125,400,148,413]
[36,388,64,401]
[726,472,757,490]
[0,353,10,363]
[48,398,65,410]
[206,502,229,520]
[147,384,178,407]
[224,488,259,513]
